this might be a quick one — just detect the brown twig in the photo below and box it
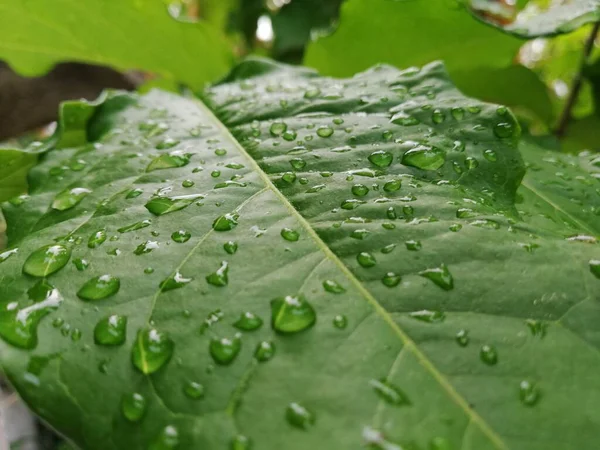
[555,21,600,137]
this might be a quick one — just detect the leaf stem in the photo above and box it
[555,22,600,137]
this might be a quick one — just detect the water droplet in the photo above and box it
[211,170,221,178]
[147,151,191,171]
[52,187,92,211]
[183,381,205,399]
[117,219,152,233]
[316,126,333,137]
[206,261,229,287]
[182,179,195,188]
[0,248,18,263]
[286,402,315,429]
[382,272,401,287]
[23,244,71,277]
[231,435,252,450]
[73,258,89,271]
[171,230,191,243]
[401,145,445,171]
[405,240,421,251]
[357,252,376,268]
[525,319,547,338]
[519,380,540,406]
[271,295,316,334]
[94,314,127,346]
[351,229,370,240]
[332,314,347,329]
[352,184,369,197]
[383,179,401,193]
[233,312,263,331]
[145,195,199,216]
[391,111,420,126]
[370,379,409,405]
[281,172,297,183]
[451,107,465,120]
[144,267,154,274]
[224,241,238,254]
[88,230,107,248]
[121,392,146,422]
[456,329,469,346]
[134,240,159,255]
[409,310,445,323]
[368,150,393,168]
[307,184,326,193]
[590,260,600,279]
[381,243,396,254]
[125,188,143,200]
[77,274,120,301]
[323,280,345,294]
[493,122,516,138]
[483,149,497,162]
[270,121,287,136]
[419,264,453,290]
[280,227,300,242]
[0,281,62,348]
[209,335,241,365]
[150,425,179,450]
[254,340,276,362]
[431,109,445,124]
[156,138,180,150]
[341,199,365,210]
[213,213,239,231]
[132,327,174,374]
[159,271,193,291]
[465,157,479,170]
[480,344,498,365]
[290,158,306,170]
[449,223,462,232]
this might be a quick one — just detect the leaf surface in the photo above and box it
[0,58,599,450]
[0,0,232,88]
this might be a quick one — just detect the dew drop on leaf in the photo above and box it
[480,345,498,365]
[233,312,263,331]
[493,122,516,138]
[409,310,445,323]
[382,272,401,287]
[73,258,89,271]
[0,248,18,263]
[281,172,297,183]
[369,379,409,406]
[290,158,306,170]
[182,179,195,188]
[519,380,540,406]
[401,145,446,171]
[145,196,199,216]
[405,240,422,251]
[280,228,300,241]
[134,240,159,255]
[316,126,334,137]
[332,315,348,329]
[431,109,445,124]
[254,340,276,362]
[126,188,143,199]
[271,295,316,334]
[352,184,369,197]
[117,219,152,233]
[121,392,146,422]
[88,230,107,248]
[206,261,229,287]
[51,187,92,211]
[323,279,346,294]
[368,150,393,168]
[159,271,193,291]
[146,151,191,171]
[419,264,453,290]
[209,335,242,365]
[224,240,238,254]
[383,179,401,193]
[483,149,497,162]
[150,425,179,450]
[357,252,376,268]
[94,314,127,346]
[183,381,205,399]
[525,319,547,338]
[270,121,287,136]
[286,402,315,429]
[132,328,174,374]
[590,260,600,279]
[171,230,191,243]
[231,435,252,450]
[77,274,120,301]
[212,213,239,231]
[456,329,469,346]
[23,244,71,277]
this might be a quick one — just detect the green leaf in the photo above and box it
[474,0,600,38]
[0,147,38,204]
[305,0,523,74]
[0,0,233,88]
[0,58,599,450]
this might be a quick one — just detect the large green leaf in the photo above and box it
[473,0,600,38]
[0,0,233,88]
[0,59,599,450]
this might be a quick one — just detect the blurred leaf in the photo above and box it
[305,0,522,75]
[452,64,554,124]
[0,148,37,204]
[0,0,233,89]
[559,115,600,152]
[474,0,600,38]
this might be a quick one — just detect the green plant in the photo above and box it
[0,1,599,450]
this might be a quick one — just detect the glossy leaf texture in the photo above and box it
[0,58,599,450]
[0,0,232,89]
[474,0,600,38]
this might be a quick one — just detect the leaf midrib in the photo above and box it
[194,97,508,449]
